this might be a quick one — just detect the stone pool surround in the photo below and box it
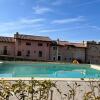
[0,77,100,81]
[91,64,100,70]
[0,62,3,63]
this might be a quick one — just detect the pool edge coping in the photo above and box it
[0,77,100,81]
[90,64,100,70]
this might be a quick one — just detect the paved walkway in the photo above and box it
[0,79,99,100]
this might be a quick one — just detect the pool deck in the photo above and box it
[91,64,100,70]
[0,61,3,63]
[0,78,100,100]
[0,77,100,81]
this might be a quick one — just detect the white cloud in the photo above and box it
[52,16,85,24]
[20,18,45,24]
[89,25,100,30]
[0,18,44,32]
[39,26,84,33]
[32,6,52,14]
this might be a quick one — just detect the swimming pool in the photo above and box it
[0,62,100,78]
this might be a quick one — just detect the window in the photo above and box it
[58,56,61,61]
[26,50,30,57]
[53,57,56,61]
[38,51,42,57]
[3,46,8,55]
[53,46,57,50]
[38,43,43,46]
[4,46,7,50]
[47,43,49,47]
[17,51,22,56]
[26,42,31,45]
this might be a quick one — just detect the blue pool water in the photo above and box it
[0,62,100,78]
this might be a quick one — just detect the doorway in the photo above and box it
[58,55,61,61]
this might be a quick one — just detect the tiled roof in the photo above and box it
[70,43,86,48]
[58,41,86,48]
[14,33,52,42]
[58,41,70,46]
[0,36,15,43]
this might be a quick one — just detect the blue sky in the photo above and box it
[0,0,100,42]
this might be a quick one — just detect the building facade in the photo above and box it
[0,37,15,59]
[50,40,86,63]
[86,41,100,64]
[14,33,51,61]
[0,33,51,61]
[0,32,100,64]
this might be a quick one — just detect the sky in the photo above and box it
[0,0,100,42]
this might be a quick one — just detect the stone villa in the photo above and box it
[0,32,100,64]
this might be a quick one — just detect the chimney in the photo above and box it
[57,38,59,44]
[14,32,19,38]
[83,40,85,45]
[16,32,19,35]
